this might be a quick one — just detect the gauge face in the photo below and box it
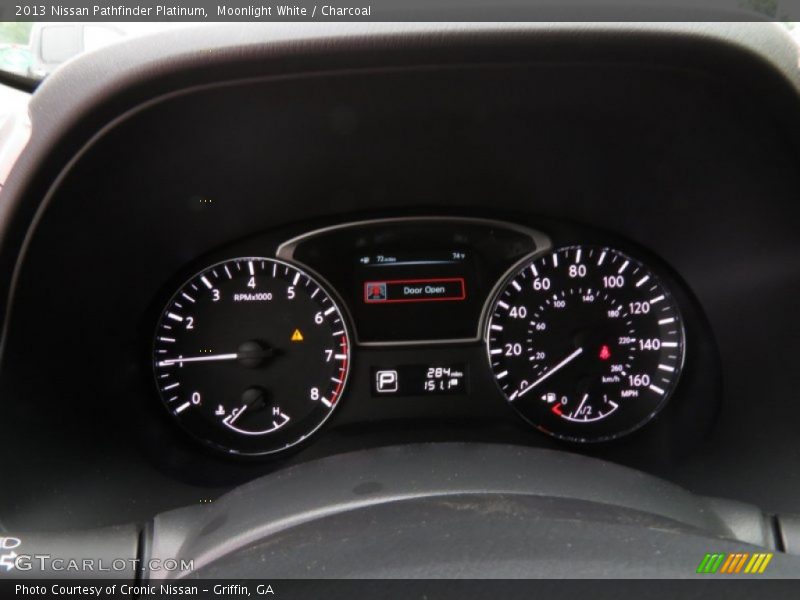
[486,246,685,442]
[153,258,351,456]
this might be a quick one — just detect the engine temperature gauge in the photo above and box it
[486,246,685,442]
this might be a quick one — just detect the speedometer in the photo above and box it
[153,257,351,457]
[486,246,685,442]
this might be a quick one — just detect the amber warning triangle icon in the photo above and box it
[291,329,304,342]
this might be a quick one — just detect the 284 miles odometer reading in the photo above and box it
[486,246,685,442]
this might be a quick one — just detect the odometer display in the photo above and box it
[153,257,351,456]
[486,246,685,442]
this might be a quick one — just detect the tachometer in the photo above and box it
[486,246,685,442]
[153,257,351,456]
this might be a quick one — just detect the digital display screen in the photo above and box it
[370,364,469,397]
[356,249,477,341]
[360,251,468,304]
[283,219,540,343]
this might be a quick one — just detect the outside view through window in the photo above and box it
[1,18,800,82]
[0,22,194,80]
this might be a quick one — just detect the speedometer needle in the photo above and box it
[517,347,583,398]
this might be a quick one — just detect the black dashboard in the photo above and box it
[0,23,798,547]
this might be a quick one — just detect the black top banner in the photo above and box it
[2,0,800,22]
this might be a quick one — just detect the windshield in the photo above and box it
[1,20,800,83]
[0,22,194,81]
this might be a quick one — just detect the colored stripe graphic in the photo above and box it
[697,553,773,575]
[720,553,737,573]
[734,553,749,573]
[697,553,725,573]
[696,554,712,573]
[721,553,749,574]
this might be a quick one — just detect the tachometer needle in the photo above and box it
[517,347,583,398]
[158,353,238,367]
[157,346,277,367]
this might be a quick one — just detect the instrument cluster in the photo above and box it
[151,217,706,458]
